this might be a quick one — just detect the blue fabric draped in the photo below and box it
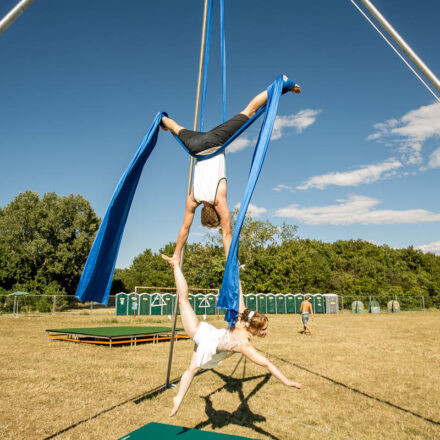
[75,112,165,305]
[217,76,285,326]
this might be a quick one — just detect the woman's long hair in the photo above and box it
[239,308,268,334]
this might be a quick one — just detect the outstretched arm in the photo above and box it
[236,344,302,389]
[173,194,199,259]
[238,280,246,313]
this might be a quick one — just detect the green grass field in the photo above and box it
[1,312,439,440]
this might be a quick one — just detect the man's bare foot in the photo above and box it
[170,396,181,417]
[161,254,179,268]
[283,74,301,93]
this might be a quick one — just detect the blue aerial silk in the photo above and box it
[217,76,285,326]
[75,76,295,308]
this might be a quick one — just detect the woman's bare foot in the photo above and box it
[170,396,181,417]
[283,74,301,93]
[161,254,180,268]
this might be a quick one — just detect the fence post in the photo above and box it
[341,295,344,313]
[13,295,17,316]
[52,295,56,315]
[422,296,425,311]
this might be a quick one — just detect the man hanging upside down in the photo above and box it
[160,75,301,261]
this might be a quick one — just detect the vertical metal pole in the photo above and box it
[0,0,35,35]
[341,295,344,313]
[358,0,440,94]
[422,296,425,311]
[52,295,56,315]
[165,0,210,388]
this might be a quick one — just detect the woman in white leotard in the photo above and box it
[162,254,303,417]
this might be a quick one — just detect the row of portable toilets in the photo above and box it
[115,292,340,316]
[351,300,401,313]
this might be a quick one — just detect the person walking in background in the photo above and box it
[299,295,314,335]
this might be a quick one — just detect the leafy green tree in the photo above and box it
[0,191,100,294]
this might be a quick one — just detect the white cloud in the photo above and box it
[367,102,440,165]
[272,184,295,193]
[415,241,440,255]
[234,202,267,218]
[227,136,253,153]
[272,109,321,140]
[297,158,402,190]
[421,147,440,170]
[275,195,440,225]
[228,109,321,154]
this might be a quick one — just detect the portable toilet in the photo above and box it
[369,300,381,313]
[205,294,217,315]
[246,294,257,311]
[116,293,129,315]
[128,293,139,316]
[162,293,174,315]
[150,293,165,315]
[195,294,212,316]
[351,300,364,314]
[266,294,276,314]
[294,294,305,313]
[323,293,339,313]
[276,294,286,314]
[387,300,400,313]
[312,294,325,314]
[257,294,267,313]
[139,293,150,315]
[285,294,295,313]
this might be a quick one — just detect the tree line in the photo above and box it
[1,192,439,307]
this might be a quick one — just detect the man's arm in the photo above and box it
[299,301,304,313]
[173,194,199,259]
[214,179,232,258]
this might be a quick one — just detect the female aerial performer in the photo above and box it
[160,75,301,262]
[161,254,303,417]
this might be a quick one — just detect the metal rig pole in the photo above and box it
[165,0,210,388]
[358,0,440,94]
[0,0,35,36]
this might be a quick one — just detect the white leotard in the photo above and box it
[193,321,249,370]
[193,153,226,205]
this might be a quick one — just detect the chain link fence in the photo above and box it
[0,293,438,316]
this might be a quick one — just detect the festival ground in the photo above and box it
[1,312,439,440]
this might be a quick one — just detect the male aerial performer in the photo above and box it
[160,75,301,260]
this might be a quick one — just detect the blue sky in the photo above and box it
[1,0,439,268]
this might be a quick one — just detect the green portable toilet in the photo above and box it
[294,294,305,313]
[150,293,165,315]
[116,293,129,315]
[162,293,174,315]
[205,294,217,315]
[276,294,286,314]
[128,293,139,316]
[257,294,267,313]
[266,294,276,314]
[312,294,325,314]
[351,300,364,313]
[189,294,195,312]
[139,293,150,315]
[369,300,380,313]
[285,294,295,313]
[246,294,257,311]
[387,300,400,313]
[195,294,211,316]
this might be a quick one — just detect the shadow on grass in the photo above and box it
[194,357,280,440]
[263,350,440,427]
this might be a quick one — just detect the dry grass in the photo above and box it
[1,312,439,440]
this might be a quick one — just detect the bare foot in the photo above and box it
[283,74,301,94]
[170,396,181,417]
[161,254,179,268]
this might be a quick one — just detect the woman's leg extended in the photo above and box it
[170,349,200,417]
[240,90,268,119]
[162,255,200,339]
[161,116,185,136]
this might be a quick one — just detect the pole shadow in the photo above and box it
[263,350,440,427]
